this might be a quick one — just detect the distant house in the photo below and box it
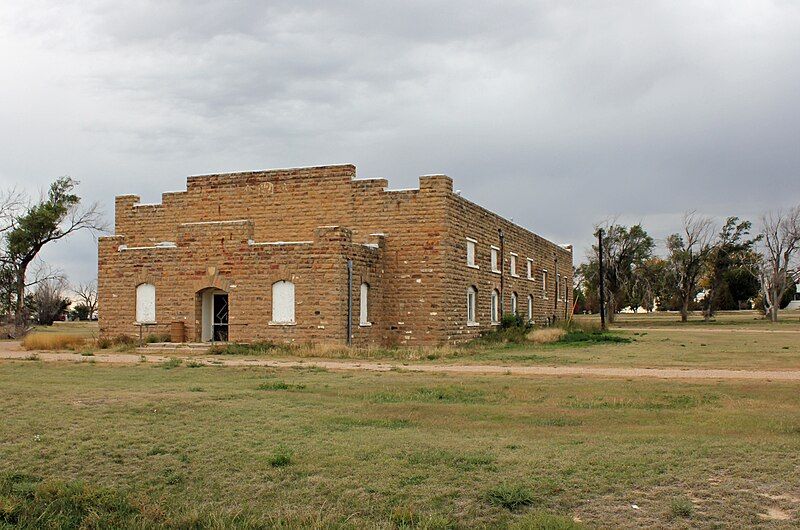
[787,275,800,311]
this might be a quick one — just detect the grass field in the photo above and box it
[1,359,799,528]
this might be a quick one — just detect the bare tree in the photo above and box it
[665,212,715,322]
[756,206,800,322]
[72,280,98,319]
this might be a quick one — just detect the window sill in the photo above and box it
[491,321,500,326]
[467,322,480,327]
[134,321,157,326]
[467,264,480,270]
[491,269,501,274]
[359,322,372,327]
[527,276,534,281]
[269,321,296,326]
[510,273,520,278]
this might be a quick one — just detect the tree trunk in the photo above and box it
[14,265,26,333]
[769,288,780,322]
[680,297,689,322]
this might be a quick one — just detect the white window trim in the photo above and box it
[511,292,518,314]
[490,246,501,274]
[557,273,562,300]
[542,269,549,299]
[510,253,519,277]
[526,258,534,280]
[466,237,479,269]
[490,289,500,324]
[527,294,534,321]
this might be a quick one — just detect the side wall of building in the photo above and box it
[442,194,573,343]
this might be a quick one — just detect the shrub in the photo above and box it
[21,333,85,351]
[477,313,533,344]
[269,445,293,467]
[160,358,182,369]
[486,483,536,511]
[145,333,171,344]
[256,381,305,391]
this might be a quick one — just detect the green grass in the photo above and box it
[1,361,798,527]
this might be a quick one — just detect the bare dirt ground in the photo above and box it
[3,345,800,381]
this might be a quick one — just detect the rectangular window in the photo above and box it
[466,238,478,268]
[542,270,548,299]
[510,253,518,277]
[527,258,533,279]
[360,283,370,326]
[467,287,477,325]
[491,246,500,273]
[557,273,561,300]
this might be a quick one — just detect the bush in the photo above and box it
[486,483,536,511]
[21,333,85,351]
[145,333,171,344]
[477,313,533,344]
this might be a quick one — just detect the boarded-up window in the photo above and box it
[467,286,477,324]
[511,292,518,315]
[135,283,156,323]
[360,283,370,325]
[466,238,477,267]
[510,254,518,276]
[527,294,533,321]
[491,247,500,273]
[272,281,295,324]
[491,289,500,323]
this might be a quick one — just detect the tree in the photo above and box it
[70,303,93,321]
[32,277,71,326]
[1,177,104,332]
[72,280,98,320]
[583,222,655,323]
[755,206,800,322]
[701,217,760,319]
[665,212,715,322]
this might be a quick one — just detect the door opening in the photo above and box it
[212,293,228,342]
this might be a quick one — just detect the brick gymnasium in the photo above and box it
[98,164,573,346]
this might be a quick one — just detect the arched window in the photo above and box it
[491,289,500,324]
[272,281,295,324]
[467,286,477,324]
[360,283,370,326]
[511,292,518,315]
[135,283,156,323]
[527,294,534,321]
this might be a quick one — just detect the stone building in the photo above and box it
[98,164,573,346]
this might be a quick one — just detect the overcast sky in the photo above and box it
[1,1,799,285]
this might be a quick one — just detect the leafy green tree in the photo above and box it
[1,177,104,331]
[583,223,655,322]
[701,217,760,319]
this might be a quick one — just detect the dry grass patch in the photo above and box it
[21,332,85,351]
[527,328,566,344]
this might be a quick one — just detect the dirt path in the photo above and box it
[3,350,800,381]
[615,327,800,334]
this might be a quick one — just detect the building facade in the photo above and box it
[98,164,573,346]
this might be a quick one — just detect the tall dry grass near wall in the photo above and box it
[21,333,86,351]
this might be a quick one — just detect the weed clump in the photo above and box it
[269,445,293,467]
[486,483,536,511]
[670,496,693,518]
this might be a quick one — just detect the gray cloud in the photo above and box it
[0,0,799,283]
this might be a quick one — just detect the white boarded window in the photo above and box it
[527,294,534,321]
[510,253,518,276]
[491,289,500,323]
[135,283,156,323]
[527,258,533,279]
[542,270,548,299]
[272,280,295,324]
[466,238,477,268]
[467,286,477,324]
[564,277,569,302]
[360,283,370,326]
[511,292,518,315]
[557,273,562,300]
[491,247,500,273]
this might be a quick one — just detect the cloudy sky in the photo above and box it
[1,0,799,285]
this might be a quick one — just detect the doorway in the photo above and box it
[198,288,228,342]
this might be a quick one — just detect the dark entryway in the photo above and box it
[212,293,228,341]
